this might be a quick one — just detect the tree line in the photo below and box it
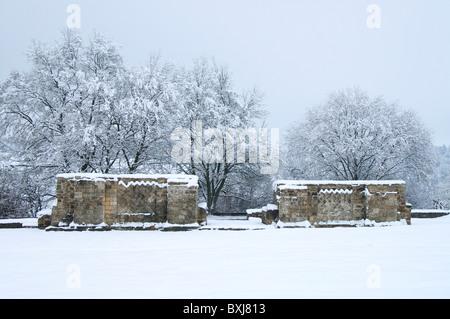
[0,30,269,216]
[0,30,448,218]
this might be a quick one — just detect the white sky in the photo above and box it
[1,0,449,145]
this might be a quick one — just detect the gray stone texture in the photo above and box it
[272,180,411,226]
[50,174,200,229]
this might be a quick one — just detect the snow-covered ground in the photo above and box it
[1,215,450,298]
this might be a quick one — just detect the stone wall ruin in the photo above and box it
[44,174,412,231]
[48,173,203,231]
[264,180,411,227]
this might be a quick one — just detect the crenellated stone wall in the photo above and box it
[48,173,202,230]
[269,180,411,227]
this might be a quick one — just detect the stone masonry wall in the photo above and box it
[272,180,411,226]
[49,173,201,230]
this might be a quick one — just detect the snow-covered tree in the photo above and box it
[0,30,187,214]
[282,88,434,198]
[0,30,125,173]
[0,30,179,175]
[170,58,266,214]
[0,31,269,215]
[116,55,183,173]
[429,145,450,209]
[216,162,274,214]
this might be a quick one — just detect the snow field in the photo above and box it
[0,216,449,298]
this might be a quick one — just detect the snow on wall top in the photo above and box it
[276,185,308,191]
[56,173,198,187]
[273,179,405,191]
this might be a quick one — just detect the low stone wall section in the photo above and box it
[49,173,202,230]
[268,180,411,226]
[410,209,450,218]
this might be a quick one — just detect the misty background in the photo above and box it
[1,0,449,145]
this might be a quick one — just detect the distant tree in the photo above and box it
[429,145,450,209]
[283,87,434,190]
[0,166,52,217]
[215,163,274,214]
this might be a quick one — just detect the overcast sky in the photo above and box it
[1,0,449,145]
